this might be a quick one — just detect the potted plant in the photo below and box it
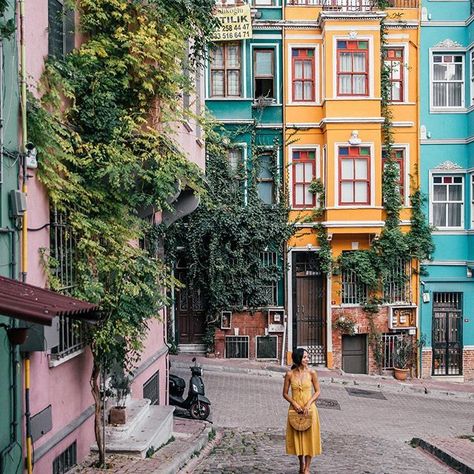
[333,315,357,336]
[108,370,131,425]
[393,336,415,381]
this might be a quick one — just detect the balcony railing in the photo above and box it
[287,0,418,8]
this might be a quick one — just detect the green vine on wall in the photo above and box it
[28,0,217,465]
[0,1,15,39]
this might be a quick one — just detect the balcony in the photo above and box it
[286,0,418,8]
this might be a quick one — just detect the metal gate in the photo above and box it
[432,292,463,376]
[292,252,326,364]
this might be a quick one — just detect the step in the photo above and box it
[91,403,175,458]
[105,398,151,439]
[179,344,207,354]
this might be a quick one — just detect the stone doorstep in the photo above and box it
[105,398,151,438]
[412,437,474,474]
[91,405,175,458]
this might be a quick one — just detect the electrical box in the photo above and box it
[30,405,52,442]
[267,308,285,333]
[9,190,27,217]
[389,306,416,330]
[19,318,60,352]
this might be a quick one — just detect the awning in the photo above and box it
[0,276,101,326]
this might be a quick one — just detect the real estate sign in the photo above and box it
[211,5,253,41]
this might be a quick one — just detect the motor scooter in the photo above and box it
[169,357,211,420]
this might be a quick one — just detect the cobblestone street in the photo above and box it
[174,368,472,473]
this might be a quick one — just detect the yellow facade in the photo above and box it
[283,2,420,371]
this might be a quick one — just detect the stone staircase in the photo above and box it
[178,343,207,354]
[91,399,174,458]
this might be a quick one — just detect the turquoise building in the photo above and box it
[419,0,474,379]
[0,1,23,471]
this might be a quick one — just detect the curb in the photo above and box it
[171,361,474,400]
[411,438,474,474]
[158,424,213,474]
[178,429,224,473]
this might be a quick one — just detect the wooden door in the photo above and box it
[342,335,367,374]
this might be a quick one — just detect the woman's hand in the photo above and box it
[292,402,303,413]
[303,403,311,415]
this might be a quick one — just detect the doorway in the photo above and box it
[432,292,463,376]
[292,251,326,364]
[342,334,367,374]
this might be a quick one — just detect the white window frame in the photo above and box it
[429,173,464,230]
[251,43,281,104]
[288,145,320,209]
[332,35,374,100]
[471,50,474,106]
[430,52,465,110]
[471,174,474,229]
[287,44,320,105]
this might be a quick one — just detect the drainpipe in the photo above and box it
[24,354,32,474]
[19,0,27,284]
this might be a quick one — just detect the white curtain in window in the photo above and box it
[433,83,446,107]
[255,52,272,76]
[353,53,366,72]
[295,185,304,205]
[354,182,367,202]
[294,82,303,100]
[339,52,352,72]
[448,203,461,227]
[211,71,224,96]
[433,184,447,201]
[391,82,401,101]
[449,184,462,201]
[341,182,353,203]
[447,83,462,107]
[212,47,224,68]
[295,163,304,181]
[304,61,312,78]
[227,71,240,96]
[295,61,303,79]
[339,75,352,94]
[227,46,240,68]
[341,159,353,179]
[433,203,446,227]
[354,159,367,179]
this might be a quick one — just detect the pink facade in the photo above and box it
[22,1,205,471]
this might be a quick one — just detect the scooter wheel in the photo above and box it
[190,401,210,420]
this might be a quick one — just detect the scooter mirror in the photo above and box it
[192,357,196,362]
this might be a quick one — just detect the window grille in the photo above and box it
[383,258,411,304]
[48,0,75,59]
[225,336,249,359]
[341,268,368,304]
[260,251,278,306]
[51,316,85,360]
[52,441,77,474]
[382,333,403,369]
[143,371,160,405]
[256,335,278,359]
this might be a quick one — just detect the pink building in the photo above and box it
[21,2,205,471]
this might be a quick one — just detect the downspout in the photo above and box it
[19,0,27,284]
[18,1,32,472]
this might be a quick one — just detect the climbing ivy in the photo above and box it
[28,0,217,465]
[0,0,15,39]
[165,124,295,348]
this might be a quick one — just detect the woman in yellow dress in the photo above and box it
[283,348,322,473]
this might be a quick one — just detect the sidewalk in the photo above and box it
[171,353,474,400]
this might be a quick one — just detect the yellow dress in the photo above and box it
[286,372,322,456]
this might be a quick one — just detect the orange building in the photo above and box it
[283,0,420,374]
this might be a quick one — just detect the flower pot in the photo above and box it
[7,328,28,345]
[393,367,409,381]
[108,406,127,425]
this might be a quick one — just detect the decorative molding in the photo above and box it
[434,160,463,170]
[433,38,464,48]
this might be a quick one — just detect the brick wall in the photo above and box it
[214,310,284,361]
[332,306,390,375]
[421,348,432,378]
[463,349,474,381]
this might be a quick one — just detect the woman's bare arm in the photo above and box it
[283,371,303,413]
[303,370,321,414]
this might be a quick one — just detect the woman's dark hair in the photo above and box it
[291,347,306,369]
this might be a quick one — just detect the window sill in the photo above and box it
[430,107,467,114]
[49,348,85,368]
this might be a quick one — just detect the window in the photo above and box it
[48,0,75,59]
[260,251,278,306]
[384,48,404,102]
[257,153,276,205]
[471,51,474,105]
[472,175,474,228]
[254,0,273,4]
[339,146,370,205]
[431,175,463,228]
[53,441,77,474]
[337,40,368,96]
[432,54,464,108]
[225,336,249,358]
[292,49,315,102]
[382,148,405,202]
[228,148,243,173]
[341,266,368,304]
[383,258,411,304]
[254,49,275,99]
[210,43,241,97]
[143,371,160,405]
[292,149,317,208]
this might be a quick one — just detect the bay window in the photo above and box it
[432,54,463,108]
[339,146,370,205]
[337,40,368,96]
[211,43,241,97]
[431,175,463,228]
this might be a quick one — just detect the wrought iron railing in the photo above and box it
[382,333,403,369]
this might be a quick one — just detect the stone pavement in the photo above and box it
[171,353,474,400]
